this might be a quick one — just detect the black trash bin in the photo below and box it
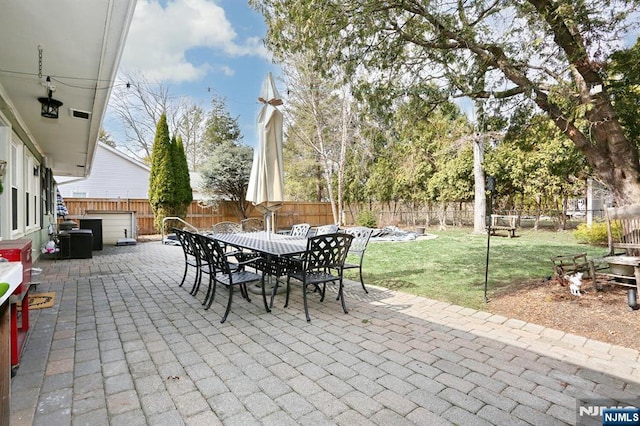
[61,229,93,259]
[57,233,71,259]
[59,220,78,231]
[79,218,103,250]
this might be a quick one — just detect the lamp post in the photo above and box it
[483,175,496,303]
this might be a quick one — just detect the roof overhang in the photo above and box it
[0,0,136,177]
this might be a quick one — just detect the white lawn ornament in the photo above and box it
[568,272,583,296]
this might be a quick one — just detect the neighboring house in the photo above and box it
[58,142,151,199]
[58,142,205,201]
[568,179,612,223]
[0,2,136,248]
[190,172,205,201]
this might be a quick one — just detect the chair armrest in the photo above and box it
[279,255,303,275]
[224,249,246,258]
[233,252,262,265]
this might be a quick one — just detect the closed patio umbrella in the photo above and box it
[246,72,284,235]
[56,188,68,218]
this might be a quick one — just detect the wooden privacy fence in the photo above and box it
[60,198,594,235]
[61,198,335,235]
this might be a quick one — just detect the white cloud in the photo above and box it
[121,0,268,82]
[214,65,235,76]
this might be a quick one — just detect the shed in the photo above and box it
[83,210,137,245]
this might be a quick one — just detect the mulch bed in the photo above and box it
[488,278,639,350]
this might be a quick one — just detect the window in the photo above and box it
[42,167,54,216]
[25,154,40,230]
[10,143,20,232]
[8,141,41,236]
[26,156,32,227]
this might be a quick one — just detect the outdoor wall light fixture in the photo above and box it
[38,76,63,119]
[33,165,40,176]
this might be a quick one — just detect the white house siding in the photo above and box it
[58,143,150,199]
[57,143,205,201]
[0,117,45,243]
[189,172,205,201]
[83,211,136,245]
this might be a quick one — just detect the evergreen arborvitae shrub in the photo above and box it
[174,135,193,217]
[149,113,177,232]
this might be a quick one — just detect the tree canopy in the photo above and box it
[486,114,588,228]
[199,141,254,219]
[280,54,357,224]
[108,73,241,171]
[251,0,640,205]
[608,38,640,147]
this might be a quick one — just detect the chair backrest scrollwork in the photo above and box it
[302,233,353,271]
[343,226,373,255]
[173,228,197,258]
[290,223,311,238]
[196,234,232,275]
[212,221,241,234]
[315,224,339,236]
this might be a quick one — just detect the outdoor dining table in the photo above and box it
[207,231,308,313]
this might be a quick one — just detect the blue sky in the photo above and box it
[104,1,639,149]
[104,0,280,148]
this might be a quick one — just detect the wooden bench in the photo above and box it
[490,215,517,238]
[589,204,640,295]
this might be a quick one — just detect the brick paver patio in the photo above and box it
[9,240,640,425]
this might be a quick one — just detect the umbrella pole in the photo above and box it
[265,212,271,239]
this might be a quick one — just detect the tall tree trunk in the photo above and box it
[438,202,447,230]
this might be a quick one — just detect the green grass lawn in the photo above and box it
[344,227,606,310]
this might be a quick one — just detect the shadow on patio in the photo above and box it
[10,240,640,425]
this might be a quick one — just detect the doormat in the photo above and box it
[17,292,56,310]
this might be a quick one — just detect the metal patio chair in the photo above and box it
[283,232,353,322]
[342,226,374,293]
[211,221,241,234]
[314,224,339,236]
[173,228,201,292]
[195,234,263,323]
[289,223,311,239]
[189,230,214,298]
